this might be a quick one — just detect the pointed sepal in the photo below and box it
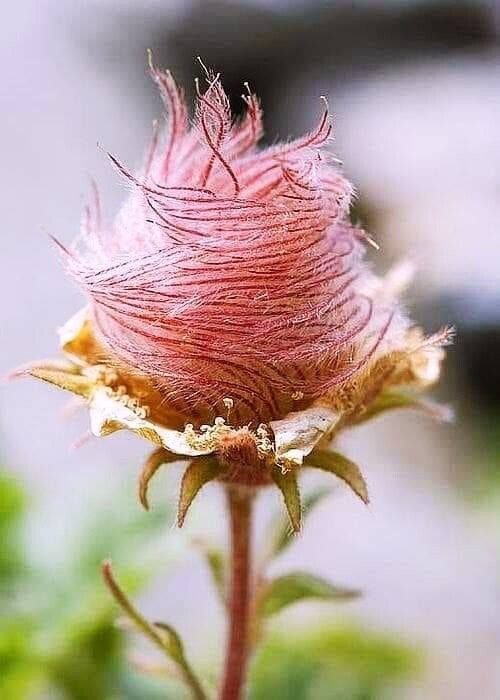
[139,447,184,510]
[306,450,369,504]
[177,456,222,527]
[265,485,332,560]
[272,467,301,533]
[24,365,94,397]
[356,389,453,425]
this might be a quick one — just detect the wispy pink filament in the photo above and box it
[65,63,399,424]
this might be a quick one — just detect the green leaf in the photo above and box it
[260,572,360,618]
[191,538,226,603]
[306,451,369,504]
[153,622,184,663]
[266,486,332,559]
[301,487,332,515]
[204,546,226,603]
[177,457,222,527]
[272,468,301,533]
[250,623,422,700]
[0,469,178,700]
[0,471,27,582]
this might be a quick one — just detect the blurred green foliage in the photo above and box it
[250,625,421,700]
[0,470,26,585]
[0,469,422,699]
[468,412,500,505]
[0,469,182,700]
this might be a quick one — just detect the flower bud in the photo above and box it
[64,63,402,426]
[18,62,450,519]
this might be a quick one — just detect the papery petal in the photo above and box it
[88,386,214,457]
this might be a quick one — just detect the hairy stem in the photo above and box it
[219,485,254,700]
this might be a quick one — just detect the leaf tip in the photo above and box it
[272,467,302,533]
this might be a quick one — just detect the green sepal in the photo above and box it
[355,389,453,425]
[272,467,301,533]
[177,456,222,527]
[266,486,332,559]
[139,447,184,510]
[306,450,369,504]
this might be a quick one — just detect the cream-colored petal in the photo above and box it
[409,344,445,387]
[88,387,214,457]
[58,306,88,345]
[58,307,89,357]
[58,306,107,366]
[270,406,340,468]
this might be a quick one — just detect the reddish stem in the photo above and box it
[219,486,254,700]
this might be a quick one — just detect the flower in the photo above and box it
[61,59,406,427]
[19,60,451,527]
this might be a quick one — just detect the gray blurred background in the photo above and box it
[1,1,500,699]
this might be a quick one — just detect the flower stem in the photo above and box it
[219,485,254,700]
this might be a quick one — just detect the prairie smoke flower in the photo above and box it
[22,61,450,527]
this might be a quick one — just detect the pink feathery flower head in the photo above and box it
[62,60,403,427]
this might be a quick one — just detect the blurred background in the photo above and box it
[1,1,500,698]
